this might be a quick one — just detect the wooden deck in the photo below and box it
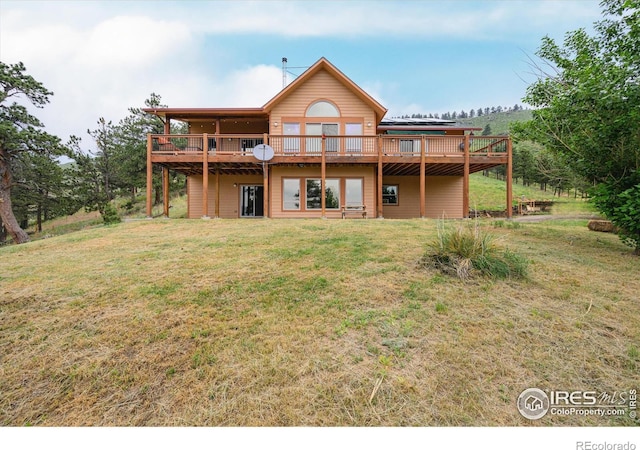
[148,133,510,176]
[146,133,512,219]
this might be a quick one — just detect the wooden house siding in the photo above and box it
[381,176,421,219]
[187,176,203,218]
[269,69,377,136]
[381,176,464,219]
[425,176,464,218]
[187,174,264,218]
[189,172,463,219]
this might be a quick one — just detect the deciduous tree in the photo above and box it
[519,0,640,253]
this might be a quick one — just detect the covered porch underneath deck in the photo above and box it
[146,133,512,220]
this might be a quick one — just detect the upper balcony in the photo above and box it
[150,134,508,159]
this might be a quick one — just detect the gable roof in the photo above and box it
[263,57,388,124]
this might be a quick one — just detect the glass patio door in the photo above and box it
[306,123,339,154]
[240,185,264,217]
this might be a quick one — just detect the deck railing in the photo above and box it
[150,134,509,158]
[268,135,379,156]
[151,134,265,155]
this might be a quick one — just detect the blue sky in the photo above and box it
[0,0,602,146]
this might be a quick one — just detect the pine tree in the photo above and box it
[0,61,64,244]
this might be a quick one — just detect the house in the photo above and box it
[144,57,512,219]
[524,395,544,412]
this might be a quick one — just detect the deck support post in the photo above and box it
[162,167,170,217]
[263,133,269,218]
[146,134,153,218]
[202,134,210,219]
[263,164,269,219]
[147,134,153,219]
[420,135,426,218]
[321,135,326,218]
[463,134,470,218]
[215,163,220,219]
[377,136,384,218]
[506,138,513,219]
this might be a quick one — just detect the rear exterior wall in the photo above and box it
[187,172,463,219]
[382,176,464,219]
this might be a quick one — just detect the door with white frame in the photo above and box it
[306,123,339,154]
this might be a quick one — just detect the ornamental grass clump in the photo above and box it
[422,220,527,280]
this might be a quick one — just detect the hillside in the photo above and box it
[1,218,638,426]
[460,109,533,135]
[469,172,597,213]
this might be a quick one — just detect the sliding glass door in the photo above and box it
[306,123,339,153]
[240,185,264,217]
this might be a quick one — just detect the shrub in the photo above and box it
[421,220,527,280]
[100,202,121,225]
[592,180,640,255]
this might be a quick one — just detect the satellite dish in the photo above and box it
[253,144,274,161]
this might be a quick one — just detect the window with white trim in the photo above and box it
[283,178,301,210]
[306,179,340,209]
[306,101,339,117]
[400,139,420,154]
[345,123,363,153]
[345,179,363,206]
[283,122,300,153]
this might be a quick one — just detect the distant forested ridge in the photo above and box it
[397,104,529,120]
[395,105,532,136]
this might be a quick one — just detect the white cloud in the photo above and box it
[2,0,602,42]
[155,65,282,108]
[0,2,282,146]
[172,0,600,40]
[1,6,203,146]
[219,65,284,106]
[0,0,602,149]
[75,16,191,69]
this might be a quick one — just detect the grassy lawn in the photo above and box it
[470,172,597,214]
[1,218,638,426]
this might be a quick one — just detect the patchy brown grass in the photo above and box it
[0,218,638,426]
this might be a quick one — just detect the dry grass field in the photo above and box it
[1,218,638,426]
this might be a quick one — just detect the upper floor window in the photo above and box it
[306,100,339,117]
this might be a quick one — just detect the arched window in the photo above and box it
[306,100,340,117]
